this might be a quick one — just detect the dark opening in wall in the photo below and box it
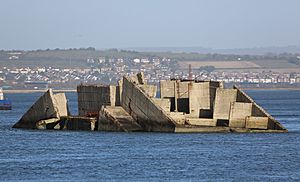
[177,98,189,114]
[199,109,213,118]
[170,97,176,112]
[216,119,229,127]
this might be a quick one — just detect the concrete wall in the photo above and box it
[77,85,116,116]
[160,80,175,98]
[160,80,190,99]
[229,102,252,128]
[245,116,269,129]
[188,82,210,117]
[122,76,176,131]
[176,81,189,99]
[186,118,216,126]
[213,88,237,120]
[153,98,171,112]
[169,112,186,125]
[140,85,157,98]
[98,106,142,132]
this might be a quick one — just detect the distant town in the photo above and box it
[0,48,300,90]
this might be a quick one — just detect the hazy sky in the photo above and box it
[0,0,299,50]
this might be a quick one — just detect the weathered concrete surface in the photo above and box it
[13,89,68,129]
[140,85,157,98]
[168,112,186,125]
[98,106,142,132]
[213,88,237,120]
[176,81,190,99]
[153,98,171,112]
[53,93,68,117]
[186,118,216,127]
[175,126,230,133]
[229,102,252,128]
[77,85,116,116]
[245,116,270,129]
[188,82,210,117]
[160,80,189,99]
[160,80,175,98]
[122,76,177,132]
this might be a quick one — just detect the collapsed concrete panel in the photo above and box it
[229,102,252,128]
[233,86,286,131]
[77,85,117,116]
[36,118,61,130]
[122,76,177,132]
[55,116,96,131]
[98,106,143,132]
[213,88,237,120]
[13,89,68,129]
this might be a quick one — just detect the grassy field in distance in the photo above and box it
[179,61,261,69]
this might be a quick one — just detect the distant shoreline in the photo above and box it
[3,87,300,93]
[3,89,77,93]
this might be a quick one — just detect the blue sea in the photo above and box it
[0,90,300,181]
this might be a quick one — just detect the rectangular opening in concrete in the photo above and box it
[170,97,176,112]
[199,109,213,118]
[177,98,189,114]
[216,119,229,127]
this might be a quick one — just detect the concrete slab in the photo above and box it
[229,102,252,128]
[153,98,171,112]
[98,106,142,132]
[188,82,210,117]
[186,118,216,126]
[246,116,269,129]
[213,88,237,120]
[140,85,157,98]
[168,112,186,125]
[160,80,175,98]
[122,76,176,132]
[36,118,60,130]
[53,93,68,117]
[175,126,230,133]
[77,85,116,116]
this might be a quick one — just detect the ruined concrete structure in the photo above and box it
[13,72,287,133]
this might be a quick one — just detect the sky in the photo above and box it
[0,0,299,50]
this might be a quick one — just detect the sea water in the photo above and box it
[0,90,299,181]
